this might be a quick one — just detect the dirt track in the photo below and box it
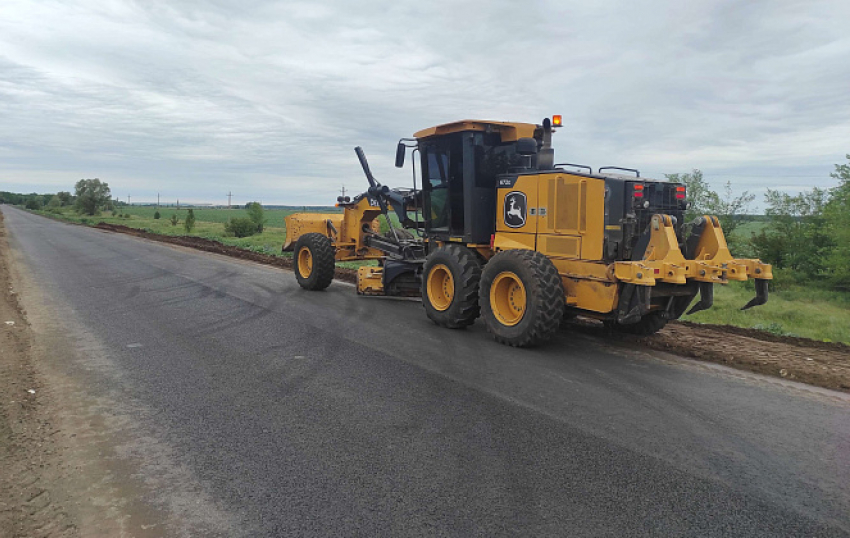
[93,222,850,393]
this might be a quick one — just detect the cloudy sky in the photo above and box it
[1,0,848,206]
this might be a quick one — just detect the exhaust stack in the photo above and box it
[538,117,555,170]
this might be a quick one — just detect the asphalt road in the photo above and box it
[4,206,850,537]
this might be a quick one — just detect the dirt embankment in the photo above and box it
[0,212,77,536]
[94,222,359,283]
[571,320,850,392]
[95,222,850,392]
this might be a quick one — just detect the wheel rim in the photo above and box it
[427,264,454,311]
[490,271,526,326]
[298,247,313,277]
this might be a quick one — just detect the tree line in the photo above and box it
[1,179,111,214]
[5,178,268,239]
[667,155,850,290]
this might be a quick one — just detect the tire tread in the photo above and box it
[294,233,335,291]
[422,244,482,329]
[480,249,564,347]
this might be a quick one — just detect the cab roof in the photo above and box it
[413,120,540,142]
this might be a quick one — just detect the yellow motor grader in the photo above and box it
[283,117,772,347]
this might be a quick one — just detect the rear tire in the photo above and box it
[480,250,565,347]
[605,311,668,336]
[422,245,482,328]
[293,233,335,291]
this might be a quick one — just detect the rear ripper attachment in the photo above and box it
[283,116,773,347]
[608,213,772,329]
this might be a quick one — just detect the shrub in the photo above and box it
[184,209,196,233]
[25,199,41,210]
[224,217,258,238]
[246,202,266,233]
[170,214,179,226]
[154,211,161,219]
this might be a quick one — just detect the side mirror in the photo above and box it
[395,142,406,168]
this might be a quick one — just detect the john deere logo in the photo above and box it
[504,192,526,228]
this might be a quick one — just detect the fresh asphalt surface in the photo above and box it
[4,207,850,537]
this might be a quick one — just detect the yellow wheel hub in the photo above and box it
[490,271,526,326]
[298,247,313,278]
[427,264,454,311]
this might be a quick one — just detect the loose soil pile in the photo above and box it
[95,222,850,392]
[570,319,849,392]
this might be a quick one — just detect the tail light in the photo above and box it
[675,186,686,200]
[633,183,644,198]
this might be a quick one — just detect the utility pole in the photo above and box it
[127,195,130,205]
[227,191,232,209]
[177,199,180,210]
[157,193,160,208]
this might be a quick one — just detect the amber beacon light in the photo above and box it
[552,114,562,127]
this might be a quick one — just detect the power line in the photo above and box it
[705,174,830,178]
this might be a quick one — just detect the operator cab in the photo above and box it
[409,120,547,244]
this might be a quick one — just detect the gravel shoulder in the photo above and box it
[0,210,77,536]
[0,211,176,537]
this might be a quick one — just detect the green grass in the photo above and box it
[116,206,326,228]
[37,206,378,266]
[682,280,850,344]
[730,220,768,241]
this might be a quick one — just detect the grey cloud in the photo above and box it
[1,0,848,206]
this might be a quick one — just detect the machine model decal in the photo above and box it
[504,191,527,228]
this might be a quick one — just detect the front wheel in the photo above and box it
[421,245,482,328]
[293,233,335,290]
[479,250,565,347]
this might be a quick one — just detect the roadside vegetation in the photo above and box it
[3,157,849,344]
[668,156,850,343]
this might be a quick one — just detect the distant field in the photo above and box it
[39,206,324,255]
[38,206,381,268]
[730,220,768,240]
[121,206,335,228]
